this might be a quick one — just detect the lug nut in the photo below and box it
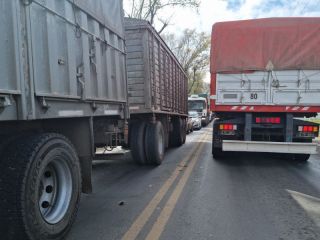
[42,201,50,209]
[46,186,53,193]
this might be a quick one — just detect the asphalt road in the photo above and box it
[67,124,320,240]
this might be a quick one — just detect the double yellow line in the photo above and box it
[122,132,209,240]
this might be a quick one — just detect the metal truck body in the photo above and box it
[125,18,188,116]
[210,18,320,159]
[0,2,187,239]
[0,0,127,121]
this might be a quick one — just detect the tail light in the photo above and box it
[298,126,318,133]
[219,124,237,131]
[256,117,281,124]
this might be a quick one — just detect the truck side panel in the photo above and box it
[125,18,188,116]
[0,0,127,121]
[215,70,320,107]
[0,0,23,120]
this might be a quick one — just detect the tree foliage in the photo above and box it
[126,0,200,33]
[163,29,210,94]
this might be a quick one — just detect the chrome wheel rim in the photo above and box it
[38,158,73,224]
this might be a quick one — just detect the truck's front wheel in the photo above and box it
[0,133,81,240]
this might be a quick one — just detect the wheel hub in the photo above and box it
[38,159,73,224]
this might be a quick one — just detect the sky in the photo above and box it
[123,0,320,82]
[123,0,320,34]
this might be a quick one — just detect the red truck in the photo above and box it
[210,18,320,161]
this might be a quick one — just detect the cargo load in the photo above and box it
[210,18,320,113]
[125,18,188,116]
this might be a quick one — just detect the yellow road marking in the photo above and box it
[121,133,209,240]
[145,133,209,240]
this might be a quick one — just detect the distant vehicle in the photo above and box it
[189,111,202,130]
[186,116,194,134]
[188,95,209,126]
[210,18,320,160]
[209,112,215,122]
[198,93,213,122]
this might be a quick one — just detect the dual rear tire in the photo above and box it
[130,118,186,165]
[130,121,165,165]
[170,118,186,147]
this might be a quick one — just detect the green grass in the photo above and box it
[310,119,320,124]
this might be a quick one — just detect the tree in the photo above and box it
[163,29,210,94]
[125,0,200,33]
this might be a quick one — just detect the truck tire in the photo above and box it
[182,119,186,144]
[0,133,81,240]
[170,118,184,147]
[280,153,310,162]
[212,147,224,159]
[130,121,147,165]
[293,154,310,162]
[145,121,165,165]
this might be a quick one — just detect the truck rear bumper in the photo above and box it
[223,140,318,154]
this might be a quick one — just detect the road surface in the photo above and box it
[67,124,320,240]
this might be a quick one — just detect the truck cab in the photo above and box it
[188,95,209,126]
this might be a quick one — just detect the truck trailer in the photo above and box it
[125,18,188,165]
[210,18,320,160]
[0,1,187,239]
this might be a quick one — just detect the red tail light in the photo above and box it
[255,117,281,124]
[219,124,237,131]
[298,126,319,132]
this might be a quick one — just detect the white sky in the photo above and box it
[123,0,320,82]
[123,0,320,34]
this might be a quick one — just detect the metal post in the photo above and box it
[244,113,252,141]
[286,113,293,142]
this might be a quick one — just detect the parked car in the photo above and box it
[186,116,194,134]
[189,111,202,130]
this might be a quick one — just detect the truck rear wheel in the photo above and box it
[130,121,147,164]
[281,153,311,162]
[0,133,81,240]
[182,119,186,144]
[170,118,184,147]
[293,154,310,162]
[212,147,225,159]
[145,121,165,165]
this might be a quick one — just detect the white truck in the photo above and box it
[188,95,209,126]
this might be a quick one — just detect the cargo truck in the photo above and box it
[188,95,209,126]
[125,18,188,164]
[210,18,320,160]
[0,1,187,239]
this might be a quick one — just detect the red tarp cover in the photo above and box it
[210,18,320,73]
